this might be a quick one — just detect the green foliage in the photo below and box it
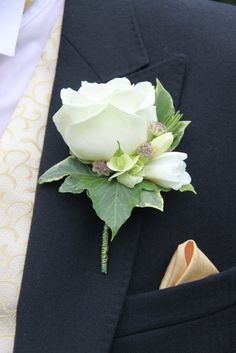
[38,155,93,184]
[155,79,190,150]
[76,175,141,239]
[39,156,166,239]
[165,112,191,150]
[180,183,197,194]
[136,190,164,211]
[59,175,84,194]
[155,79,175,122]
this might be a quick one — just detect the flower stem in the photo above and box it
[101,223,110,274]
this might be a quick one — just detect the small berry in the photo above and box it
[138,143,153,158]
[92,161,110,176]
[149,122,166,136]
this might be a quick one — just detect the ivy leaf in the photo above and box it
[180,183,197,194]
[38,155,93,184]
[139,179,170,193]
[59,175,84,194]
[38,154,172,239]
[77,175,168,239]
[70,176,166,239]
[155,78,175,122]
[136,190,164,211]
[39,157,166,239]
[73,175,142,239]
[138,180,159,192]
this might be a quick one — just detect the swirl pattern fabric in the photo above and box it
[0,14,62,353]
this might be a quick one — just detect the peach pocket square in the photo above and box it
[159,240,219,289]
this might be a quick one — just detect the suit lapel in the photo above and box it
[13,2,186,353]
[62,0,149,81]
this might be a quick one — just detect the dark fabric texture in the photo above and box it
[13,0,236,353]
[112,267,236,352]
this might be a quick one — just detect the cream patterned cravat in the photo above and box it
[0,14,63,353]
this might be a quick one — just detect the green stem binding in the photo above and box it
[101,223,110,274]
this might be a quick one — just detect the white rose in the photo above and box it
[144,152,191,190]
[53,77,157,161]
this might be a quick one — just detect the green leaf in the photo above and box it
[38,156,93,184]
[136,190,164,211]
[139,179,170,193]
[59,175,84,194]
[165,111,182,130]
[180,183,197,194]
[138,180,159,192]
[155,78,175,123]
[162,111,191,150]
[171,121,191,150]
[155,79,191,150]
[114,141,124,157]
[74,175,142,239]
[38,156,170,240]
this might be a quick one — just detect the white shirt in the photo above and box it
[0,0,25,56]
[0,0,65,137]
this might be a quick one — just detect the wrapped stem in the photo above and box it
[101,223,110,274]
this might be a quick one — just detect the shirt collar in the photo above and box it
[0,0,25,56]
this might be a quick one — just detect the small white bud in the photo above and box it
[151,132,174,156]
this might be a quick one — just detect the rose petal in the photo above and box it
[65,105,148,161]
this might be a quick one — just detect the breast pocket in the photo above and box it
[112,266,236,353]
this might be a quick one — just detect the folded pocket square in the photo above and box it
[159,239,219,289]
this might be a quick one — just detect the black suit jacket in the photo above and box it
[13,0,236,352]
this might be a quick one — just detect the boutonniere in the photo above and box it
[39,78,196,274]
